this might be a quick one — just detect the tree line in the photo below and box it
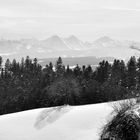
[0,56,139,115]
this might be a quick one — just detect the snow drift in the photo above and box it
[0,101,121,140]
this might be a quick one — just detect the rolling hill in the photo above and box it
[0,101,114,140]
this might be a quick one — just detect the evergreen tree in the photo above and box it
[25,56,32,71]
[95,60,111,83]
[33,58,37,67]
[82,65,86,72]
[1,68,4,79]
[11,59,17,75]
[0,56,2,71]
[137,57,140,85]
[73,64,82,77]
[55,57,65,77]
[120,60,127,87]
[110,59,123,85]
[127,56,137,89]
[66,65,73,75]
[5,59,11,78]
[42,62,54,87]
[20,57,25,74]
[49,62,53,71]
[84,65,92,79]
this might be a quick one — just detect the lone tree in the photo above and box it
[100,99,140,140]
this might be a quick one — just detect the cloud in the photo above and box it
[103,7,140,12]
[0,0,139,41]
[0,0,100,18]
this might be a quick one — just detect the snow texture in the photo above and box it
[0,102,113,140]
[34,105,73,129]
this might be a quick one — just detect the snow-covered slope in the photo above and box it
[0,102,114,140]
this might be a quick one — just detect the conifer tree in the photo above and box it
[127,56,137,89]
[95,60,110,83]
[11,59,17,74]
[55,57,65,77]
[137,57,140,85]
[120,60,127,87]
[0,56,2,71]
[73,64,81,77]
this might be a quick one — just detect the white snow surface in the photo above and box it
[0,102,115,140]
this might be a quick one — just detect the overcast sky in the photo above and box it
[0,0,140,41]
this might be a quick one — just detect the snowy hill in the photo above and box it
[0,102,115,140]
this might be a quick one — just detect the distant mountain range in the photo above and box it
[0,35,140,61]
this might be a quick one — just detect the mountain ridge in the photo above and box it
[0,35,140,60]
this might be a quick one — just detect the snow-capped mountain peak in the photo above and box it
[43,35,69,51]
[48,35,61,41]
[67,35,80,41]
[94,36,114,43]
[1,35,140,60]
[64,35,86,50]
